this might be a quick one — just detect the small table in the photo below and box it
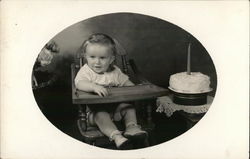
[156,95,214,128]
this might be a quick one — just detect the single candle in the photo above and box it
[187,43,191,75]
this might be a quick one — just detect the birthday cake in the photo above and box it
[169,72,212,94]
[169,72,212,105]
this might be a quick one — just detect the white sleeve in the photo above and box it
[74,65,92,86]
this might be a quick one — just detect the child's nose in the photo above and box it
[95,58,101,64]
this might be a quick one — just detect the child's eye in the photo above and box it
[100,57,106,59]
[90,56,95,58]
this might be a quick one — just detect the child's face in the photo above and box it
[85,44,115,74]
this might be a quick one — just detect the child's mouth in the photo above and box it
[94,66,102,69]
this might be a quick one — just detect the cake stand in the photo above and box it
[168,87,213,106]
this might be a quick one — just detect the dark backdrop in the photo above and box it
[33,13,217,146]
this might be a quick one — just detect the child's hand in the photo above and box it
[93,85,109,97]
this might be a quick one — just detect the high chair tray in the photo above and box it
[72,84,169,104]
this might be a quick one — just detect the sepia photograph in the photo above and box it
[32,13,217,150]
[1,1,248,159]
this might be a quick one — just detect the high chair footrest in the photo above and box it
[80,130,105,139]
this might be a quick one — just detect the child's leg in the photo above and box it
[120,104,138,127]
[94,111,130,149]
[94,111,117,136]
[115,103,147,139]
[114,103,138,126]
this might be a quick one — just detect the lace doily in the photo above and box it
[156,95,214,117]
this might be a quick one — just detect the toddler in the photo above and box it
[75,33,147,149]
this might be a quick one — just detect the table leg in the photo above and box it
[179,112,205,129]
[77,104,87,133]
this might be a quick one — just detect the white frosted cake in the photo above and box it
[169,72,211,93]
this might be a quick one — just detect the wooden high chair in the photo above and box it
[71,45,169,148]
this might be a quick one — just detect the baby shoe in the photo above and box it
[123,123,148,140]
[110,130,132,150]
